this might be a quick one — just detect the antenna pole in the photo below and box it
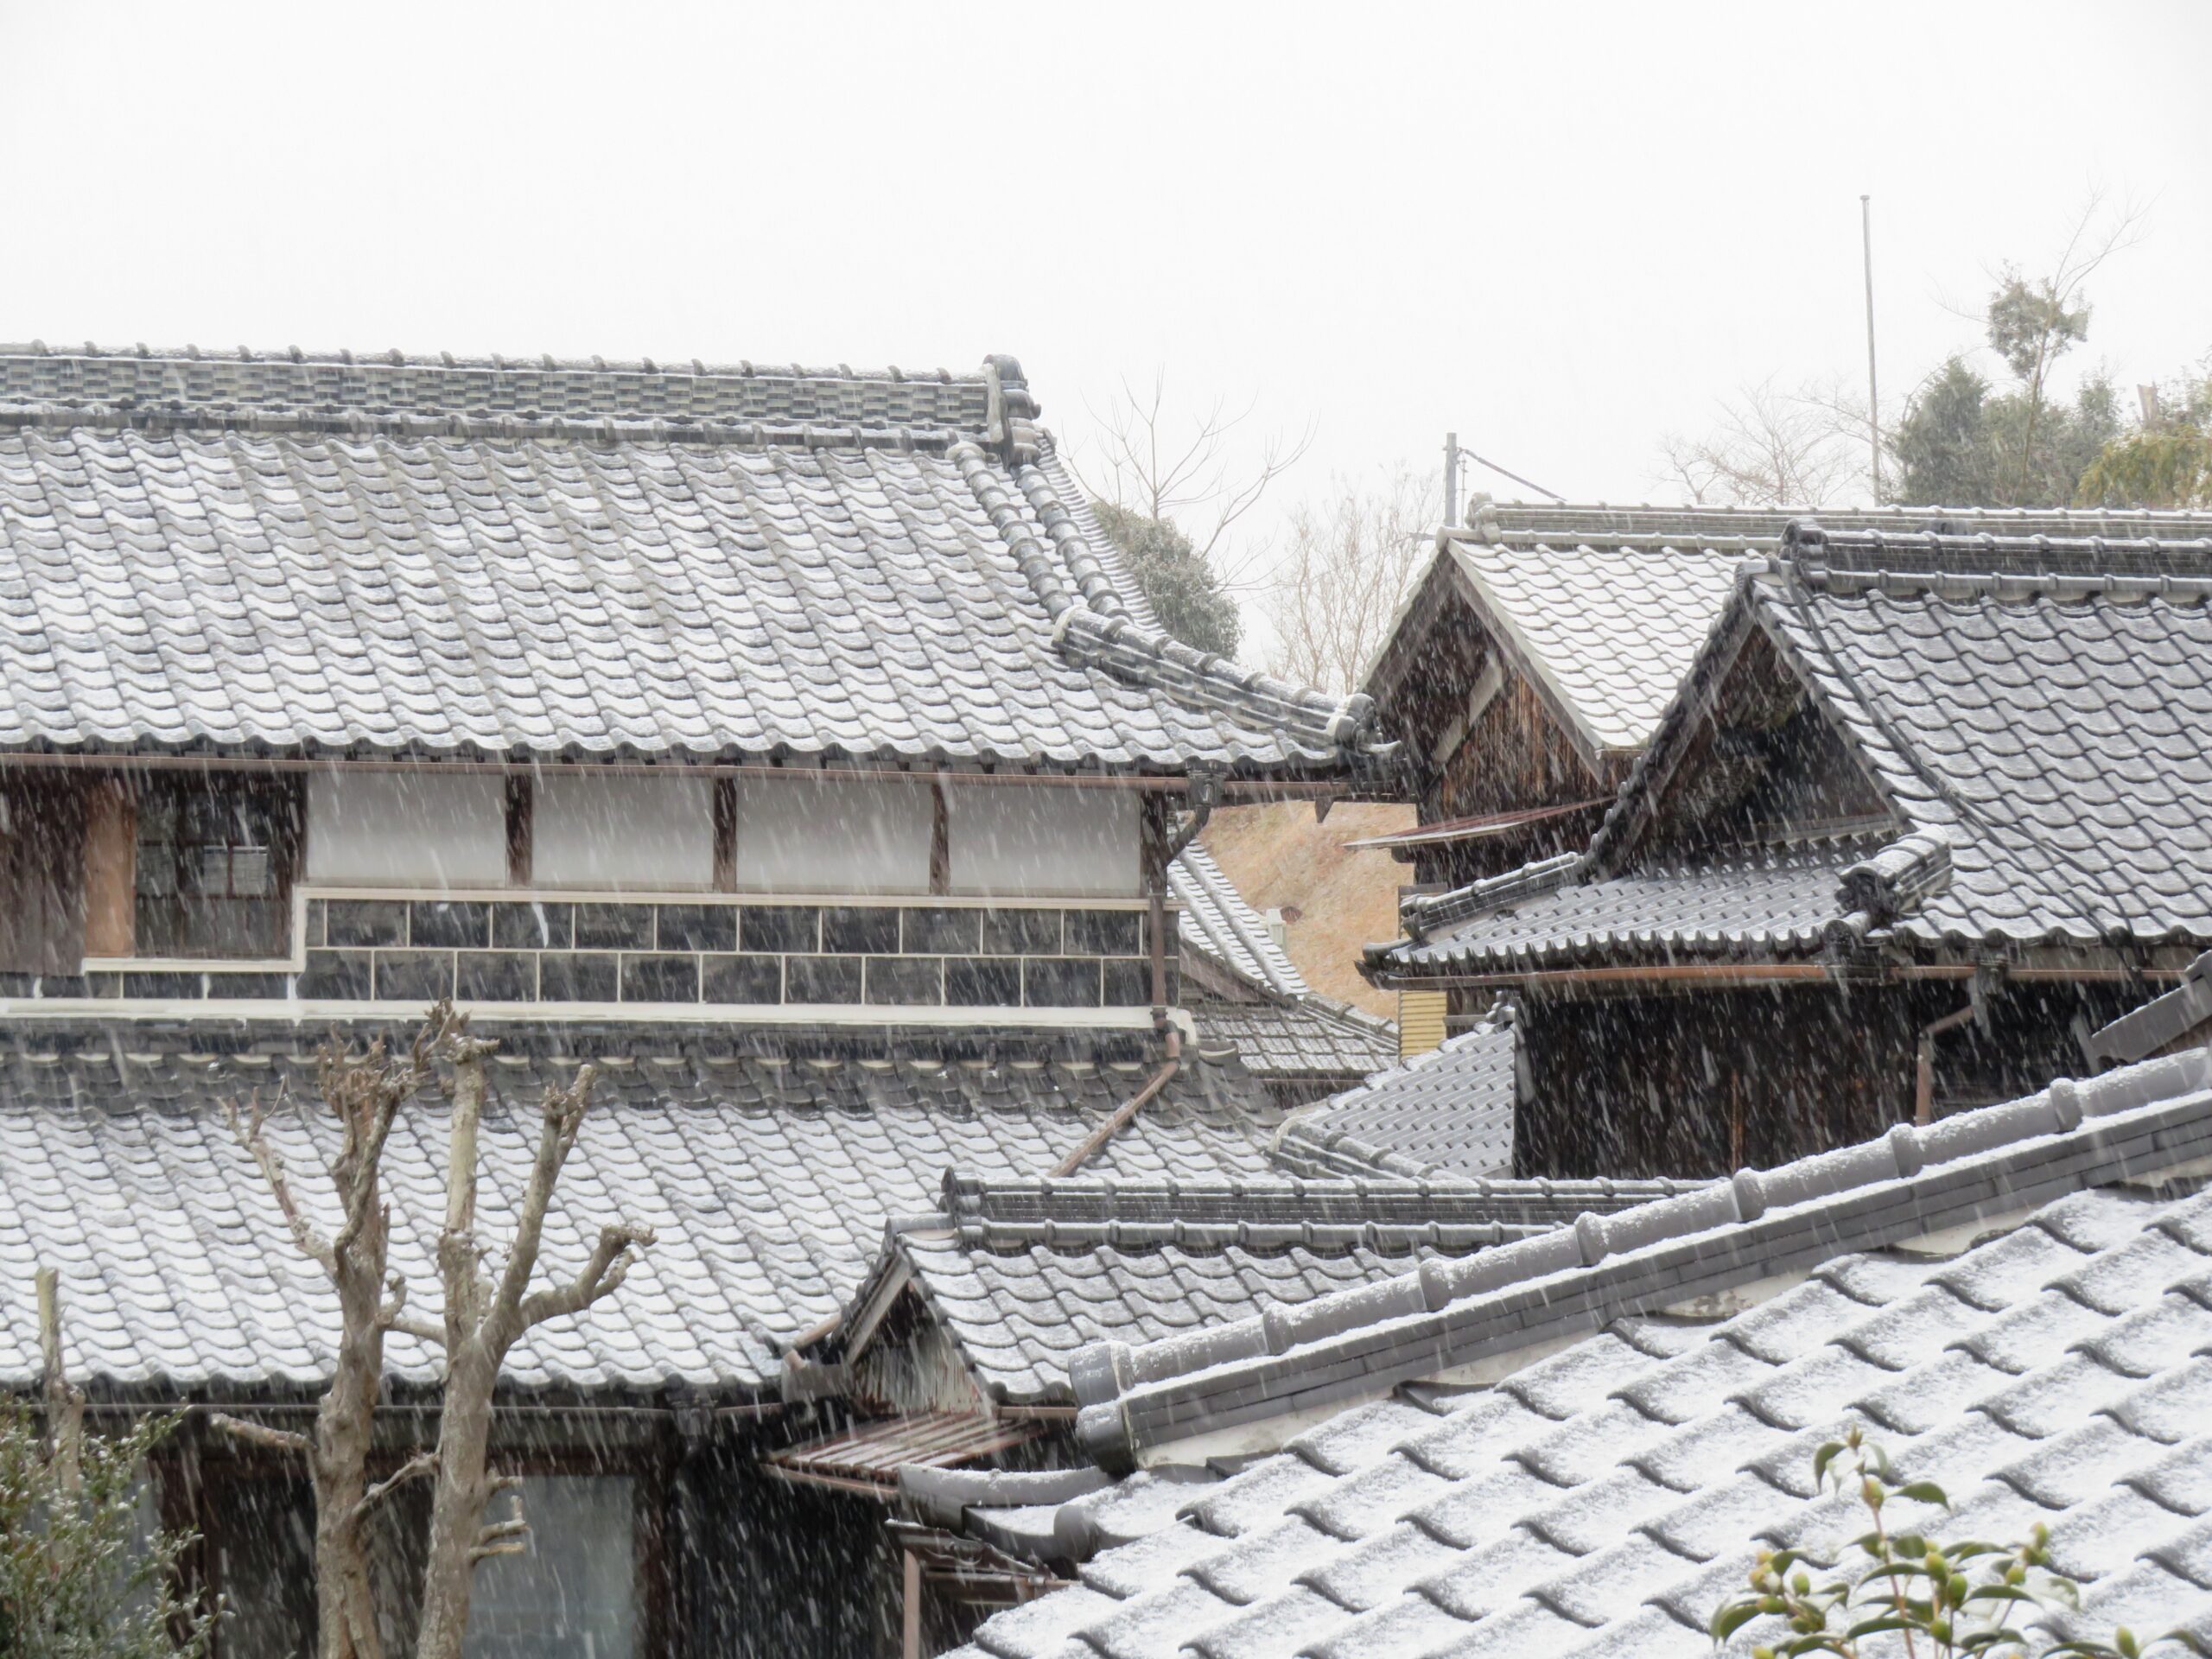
[1861,194,1881,503]
[1443,432,1459,527]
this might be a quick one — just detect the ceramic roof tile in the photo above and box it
[839,1176,1699,1406]
[0,347,1376,767]
[1383,556,2212,975]
[1186,1001,1399,1085]
[1273,1016,1518,1180]
[0,1029,1291,1394]
[1173,846,1306,1000]
[955,1053,2212,1659]
[968,1178,2212,1657]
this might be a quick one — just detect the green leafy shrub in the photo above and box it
[0,1403,212,1659]
[1709,1425,2202,1658]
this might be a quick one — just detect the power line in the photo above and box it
[1458,445,1565,505]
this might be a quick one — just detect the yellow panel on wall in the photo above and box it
[1397,990,1447,1058]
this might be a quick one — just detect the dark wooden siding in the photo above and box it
[1512,978,2152,1179]
[0,774,87,975]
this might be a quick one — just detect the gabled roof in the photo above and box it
[1363,505,2212,783]
[0,344,1376,769]
[824,1173,1705,1408]
[958,1160,2212,1656]
[0,1027,1294,1395]
[1377,548,2212,981]
[1272,1014,1518,1181]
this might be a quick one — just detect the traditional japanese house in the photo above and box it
[0,342,1395,1657]
[1361,501,2212,893]
[785,1167,1700,1649]
[945,1041,2212,1659]
[1366,524,2212,1178]
[1351,500,2212,1087]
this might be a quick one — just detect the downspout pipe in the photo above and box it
[1150,767,1224,1026]
[1049,1033,1181,1179]
[1915,1000,1978,1126]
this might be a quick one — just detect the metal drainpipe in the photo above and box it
[1915,1000,1977,1126]
[1150,770,1223,1026]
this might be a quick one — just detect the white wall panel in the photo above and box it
[944,786,1140,899]
[730,778,934,893]
[535,773,714,891]
[306,771,507,888]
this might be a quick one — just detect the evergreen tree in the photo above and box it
[1091,501,1243,658]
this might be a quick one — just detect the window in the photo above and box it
[464,1475,636,1659]
[134,777,302,958]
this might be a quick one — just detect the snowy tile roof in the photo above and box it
[0,1029,1293,1394]
[1172,846,1306,999]
[1387,841,1870,975]
[1185,1000,1396,1084]
[2087,950,2212,1070]
[1761,565,2212,954]
[1170,846,1395,1084]
[1447,540,1747,757]
[0,345,1374,767]
[1395,505,2212,777]
[1273,1014,1519,1180]
[1379,556,2212,976]
[836,1174,1703,1407]
[956,1047,2212,1659]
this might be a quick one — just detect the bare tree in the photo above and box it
[1265,467,1438,694]
[1072,370,1313,590]
[412,1030,651,1659]
[1657,378,1867,507]
[217,1014,448,1659]
[217,1004,652,1659]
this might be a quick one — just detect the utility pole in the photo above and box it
[1443,431,1459,528]
[1860,195,1881,503]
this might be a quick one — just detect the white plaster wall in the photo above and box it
[535,773,714,891]
[730,778,934,893]
[944,785,1141,899]
[306,771,508,888]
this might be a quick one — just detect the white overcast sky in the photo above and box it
[3,1,2207,610]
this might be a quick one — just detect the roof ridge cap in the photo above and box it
[1071,1046,2212,1468]
[0,340,982,384]
[1401,851,1583,939]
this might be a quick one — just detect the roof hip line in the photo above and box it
[945,440,1386,760]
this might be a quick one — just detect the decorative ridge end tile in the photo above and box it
[1400,852,1585,939]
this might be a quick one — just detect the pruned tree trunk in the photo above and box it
[219,1008,454,1659]
[220,1002,650,1659]
[412,1028,652,1659]
[36,1265,85,1492]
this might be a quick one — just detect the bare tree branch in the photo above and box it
[36,1265,85,1491]
[1265,466,1440,694]
[519,1222,657,1331]
[416,1040,651,1659]
[226,1091,339,1276]
[351,1451,438,1522]
[1071,369,1313,589]
[1656,378,1867,508]
[208,1412,314,1458]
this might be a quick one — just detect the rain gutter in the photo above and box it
[0,748,1347,797]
